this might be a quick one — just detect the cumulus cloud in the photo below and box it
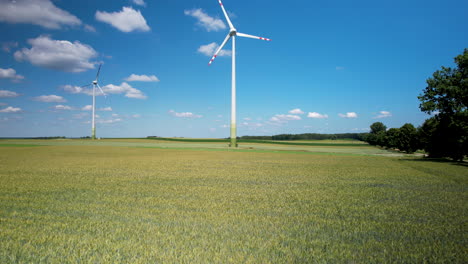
[95,7,150,32]
[0,68,22,79]
[289,108,304,114]
[184,8,226,32]
[84,24,96,32]
[198,42,231,57]
[124,74,159,82]
[97,118,122,124]
[61,84,93,96]
[0,68,24,81]
[33,95,66,103]
[53,104,72,110]
[0,68,24,82]
[169,110,202,119]
[338,112,358,118]
[132,0,146,7]
[0,90,21,98]
[101,82,147,99]
[307,112,328,119]
[270,114,301,122]
[374,111,392,119]
[99,107,112,112]
[0,106,21,113]
[0,0,81,29]
[14,35,97,73]
[81,105,92,111]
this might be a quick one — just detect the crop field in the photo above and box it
[0,139,467,263]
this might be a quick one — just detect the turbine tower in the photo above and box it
[82,64,106,140]
[208,0,271,147]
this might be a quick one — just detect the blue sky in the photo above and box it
[0,0,467,138]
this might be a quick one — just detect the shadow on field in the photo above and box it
[399,157,468,168]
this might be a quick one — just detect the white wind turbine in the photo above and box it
[81,64,106,140]
[208,0,271,148]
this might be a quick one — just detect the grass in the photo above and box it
[0,141,466,263]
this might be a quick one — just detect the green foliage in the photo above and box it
[0,145,466,262]
[385,128,400,149]
[418,49,468,160]
[396,123,419,154]
[370,122,387,134]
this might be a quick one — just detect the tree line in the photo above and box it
[241,133,365,141]
[365,49,467,161]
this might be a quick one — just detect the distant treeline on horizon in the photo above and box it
[240,133,366,141]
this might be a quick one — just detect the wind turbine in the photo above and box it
[81,64,106,140]
[208,0,271,148]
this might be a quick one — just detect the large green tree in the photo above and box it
[396,123,419,154]
[418,49,468,160]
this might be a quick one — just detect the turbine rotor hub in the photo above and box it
[230,29,237,36]
[93,80,97,85]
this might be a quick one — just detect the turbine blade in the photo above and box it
[95,64,102,81]
[218,0,234,30]
[208,34,231,65]
[237,32,271,41]
[81,83,92,88]
[96,84,106,98]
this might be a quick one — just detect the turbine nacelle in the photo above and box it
[229,29,237,36]
[93,80,98,85]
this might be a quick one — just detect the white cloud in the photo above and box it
[33,95,66,103]
[101,82,147,99]
[0,0,81,29]
[338,112,358,118]
[0,90,21,98]
[97,118,122,124]
[307,112,328,119]
[169,110,202,119]
[270,114,301,122]
[289,108,304,114]
[95,7,150,33]
[0,103,6,106]
[0,106,21,113]
[243,117,252,121]
[53,105,72,110]
[184,8,226,32]
[374,111,392,119]
[14,35,97,73]
[132,114,141,118]
[82,105,92,111]
[0,68,24,81]
[336,66,345,70]
[61,84,93,96]
[132,0,146,7]
[2,41,18,53]
[84,24,96,32]
[198,42,231,57]
[124,74,159,82]
[99,107,112,112]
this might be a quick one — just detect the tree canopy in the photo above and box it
[418,49,468,160]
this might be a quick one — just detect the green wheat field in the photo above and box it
[0,139,466,263]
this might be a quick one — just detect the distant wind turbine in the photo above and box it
[81,64,106,139]
[208,0,271,147]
